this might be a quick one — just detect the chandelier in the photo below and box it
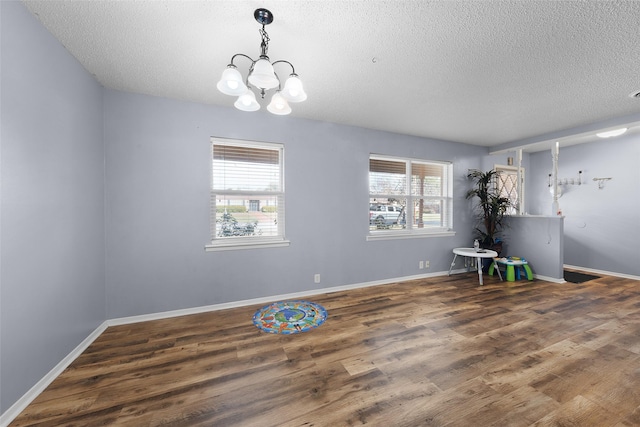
[216,8,307,115]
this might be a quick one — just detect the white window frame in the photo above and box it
[205,137,289,252]
[494,164,525,215]
[368,154,455,241]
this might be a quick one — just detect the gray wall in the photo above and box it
[503,216,564,280]
[0,1,106,414]
[528,134,640,276]
[104,89,487,318]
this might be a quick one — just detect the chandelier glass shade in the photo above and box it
[267,92,292,115]
[217,9,306,115]
[247,58,279,90]
[234,90,260,112]
[281,74,307,102]
[216,67,246,96]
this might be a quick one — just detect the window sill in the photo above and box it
[205,237,290,252]
[366,230,456,241]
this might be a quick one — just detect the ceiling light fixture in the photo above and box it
[596,128,628,138]
[217,8,306,115]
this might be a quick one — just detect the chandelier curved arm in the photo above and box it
[272,60,297,76]
[229,53,255,67]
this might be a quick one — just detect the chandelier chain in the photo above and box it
[259,26,270,57]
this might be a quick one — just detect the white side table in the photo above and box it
[448,247,501,285]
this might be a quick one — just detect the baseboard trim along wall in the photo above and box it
[564,264,640,282]
[533,274,566,284]
[107,270,456,326]
[0,322,110,427]
[4,266,635,425]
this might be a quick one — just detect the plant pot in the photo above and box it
[489,241,503,256]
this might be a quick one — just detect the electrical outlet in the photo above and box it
[425,260,430,268]
[419,261,424,269]
[314,274,321,283]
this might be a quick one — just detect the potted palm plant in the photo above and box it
[465,169,512,254]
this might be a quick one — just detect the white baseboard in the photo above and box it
[0,322,109,427]
[564,264,640,281]
[108,270,454,327]
[534,274,566,284]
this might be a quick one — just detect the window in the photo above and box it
[369,154,454,239]
[206,138,288,251]
[494,165,524,215]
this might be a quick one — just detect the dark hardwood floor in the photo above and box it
[10,271,640,426]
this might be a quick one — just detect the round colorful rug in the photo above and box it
[253,300,327,334]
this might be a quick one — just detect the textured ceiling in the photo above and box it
[22,0,640,148]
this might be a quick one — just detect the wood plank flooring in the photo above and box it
[10,271,640,426]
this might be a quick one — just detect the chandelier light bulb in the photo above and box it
[248,58,279,90]
[267,92,291,115]
[281,74,307,103]
[234,90,260,112]
[216,66,247,96]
